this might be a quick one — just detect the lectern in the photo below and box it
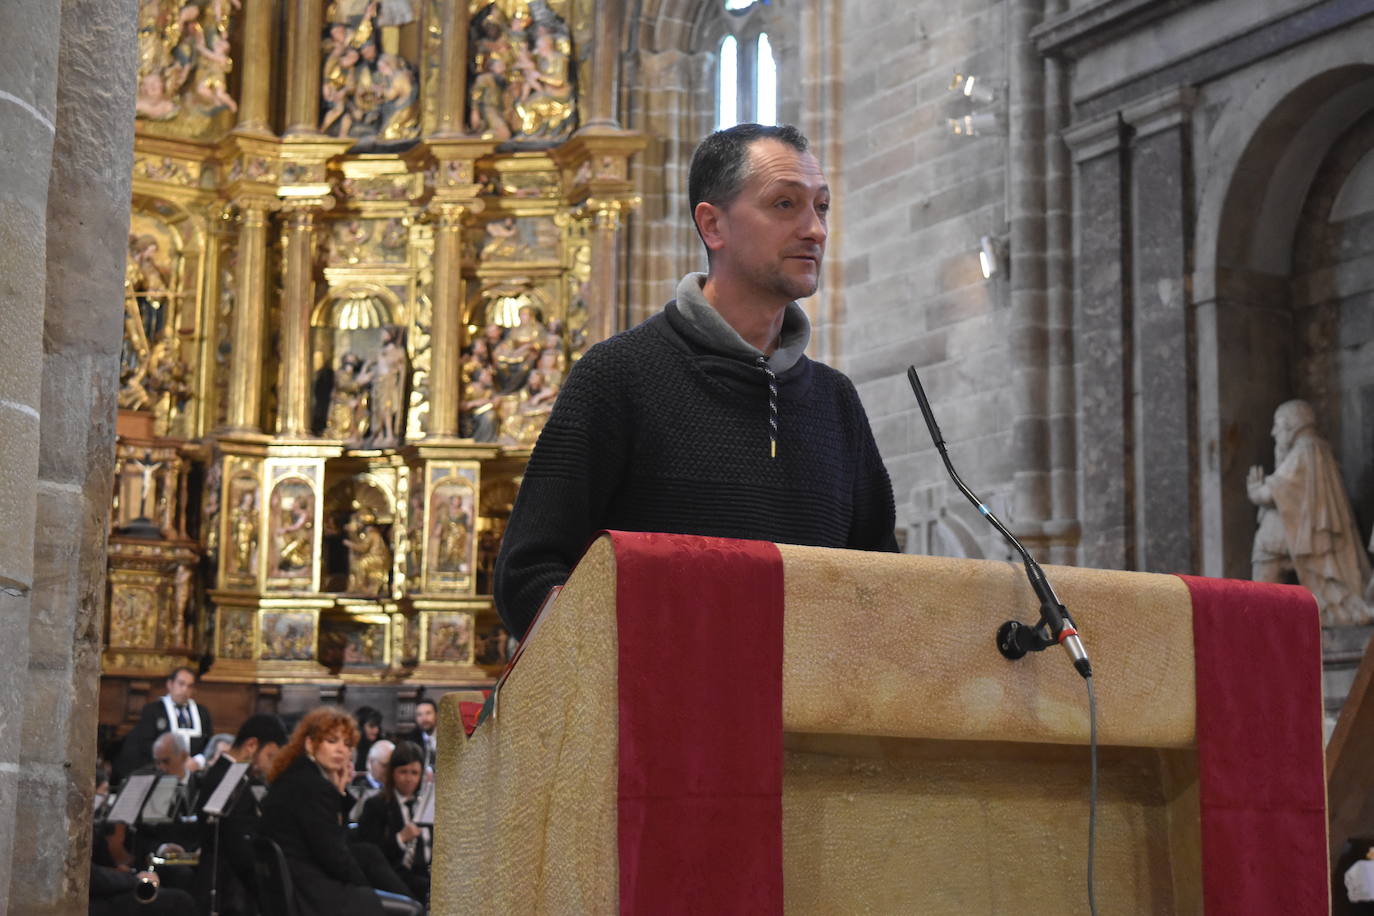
[433,532,1327,914]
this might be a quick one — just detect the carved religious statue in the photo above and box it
[363,325,407,447]
[231,489,258,575]
[468,1,576,143]
[344,506,392,596]
[325,352,370,443]
[431,492,471,572]
[276,496,314,573]
[319,0,419,145]
[1247,399,1372,626]
[135,0,240,125]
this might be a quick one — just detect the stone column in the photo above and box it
[277,202,321,437]
[0,0,60,903]
[428,203,469,438]
[284,0,323,135]
[1123,88,1197,574]
[6,0,137,910]
[587,204,624,343]
[431,0,471,137]
[581,0,624,130]
[236,0,275,134]
[1064,112,1130,572]
[226,198,274,432]
[1007,0,1053,547]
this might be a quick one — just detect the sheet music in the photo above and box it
[141,775,181,824]
[414,783,435,826]
[106,775,155,825]
[202,762,250,818]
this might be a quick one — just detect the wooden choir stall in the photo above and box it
[431,532,1329,914]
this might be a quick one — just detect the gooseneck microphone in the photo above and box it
[906,366,1092,680]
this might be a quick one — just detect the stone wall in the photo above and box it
[0,0,138,911]
[832,0,1020,560]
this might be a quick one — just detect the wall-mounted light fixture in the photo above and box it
[948,113,1002,137]
[978,235,1007,280]
[949,72,997,105]
[947,72,1004,138]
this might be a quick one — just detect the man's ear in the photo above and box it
[694,201,727,254]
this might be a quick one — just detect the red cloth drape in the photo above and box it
[611,531,785,916]
[1181,574,1329,915]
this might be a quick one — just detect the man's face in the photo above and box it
[699,139,830,305]
[166,670,195,705]
[154,739,188,779]
[369,742,394,782]
[251,741,280,780]
[415,703,436,734]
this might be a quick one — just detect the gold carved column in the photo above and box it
[277,203,320,437]
[552,134,646,341]
[235,0,274,135]
[428,202,468,438]
[284,0,323,135]
[276,139,347,437]
[581,0,625,131]
[587,204,624,345]
[429,0,471,137]
[422,139,492,439]
[226,195,274,433]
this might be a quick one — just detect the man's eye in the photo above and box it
[775,199,793,209]
[817,202,830,215]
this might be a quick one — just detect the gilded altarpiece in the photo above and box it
[106,0,643,694]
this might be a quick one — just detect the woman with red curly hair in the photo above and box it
[259,707,422,916]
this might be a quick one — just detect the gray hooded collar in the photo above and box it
[671,272,811,375]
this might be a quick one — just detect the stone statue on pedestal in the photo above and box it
[1247,399,1371,626]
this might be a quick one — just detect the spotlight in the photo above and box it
[949,72,997,105]
[978,235,1005,280]
[947,113,1001,137]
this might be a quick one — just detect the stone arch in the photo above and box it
[1194,60,1374,577]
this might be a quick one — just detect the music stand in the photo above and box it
[201,761,251,916]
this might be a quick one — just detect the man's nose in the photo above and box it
[800,205,827,244]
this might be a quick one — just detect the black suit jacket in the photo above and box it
[191,755,263,915]
[356,793,429,879]
[115,697,214,780]
[399,728,436,768]
[259,755,383,916]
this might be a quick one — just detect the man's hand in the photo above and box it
[398,822,422,844]
[1246,465,1269,505]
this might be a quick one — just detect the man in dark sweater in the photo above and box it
[495,122,897,637]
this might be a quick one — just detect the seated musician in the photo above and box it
[355,740,430,905]
[190,714,287,916]
[258,706,422,916]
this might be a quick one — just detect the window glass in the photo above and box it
[756,33,776,126]
[718,35,738,128]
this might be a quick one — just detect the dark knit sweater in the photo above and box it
[493,301,898,637]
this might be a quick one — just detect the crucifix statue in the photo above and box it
[133,453,163,521]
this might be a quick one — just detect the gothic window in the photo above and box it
[712,1,778,128]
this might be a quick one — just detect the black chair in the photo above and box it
[252,835,423,916]
[252,836,299,916]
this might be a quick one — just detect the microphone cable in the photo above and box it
[1087,674,1098,916]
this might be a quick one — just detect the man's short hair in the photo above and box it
[688,123,810,228]
[367,739,395,765]
[167,665,196,683]
[414,697,437,714]
[155,731,190,755]
[233,714,287,749]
